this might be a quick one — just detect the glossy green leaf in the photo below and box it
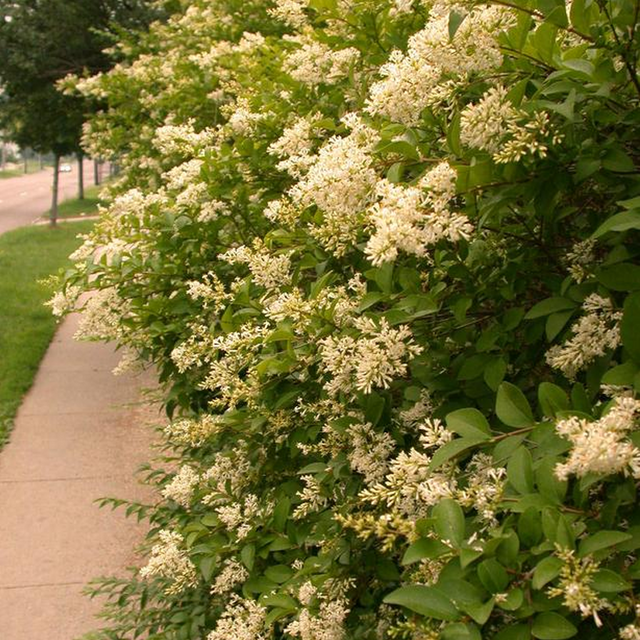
[383,585,459,620]
[497,383,535,428]
[531,613,577,639]
[434,498,466,547]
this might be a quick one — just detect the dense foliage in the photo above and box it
[0,0,160,156]
[55,1,640,638]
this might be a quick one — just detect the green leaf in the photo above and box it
[441,623,481,640]
[445,408,492,439]
[448,11,465,40]
[592,210,640,239]
[447,112,462,155]
[463,599,495,625]
[199,555,215,581]
[597,264,640,291]
[264,565,294,584]
[622,293,640,362]
[532,556,563,590]
[603,148,636,173]
[507,446,535,494]
[260,593,297,610]
[538,382,570,418]
[497,382,535,427]
[518,507,543,547]
[434,498,466,547]
[484,357,507,391]
[241,544,256,571]
[498,588,524,611]
[494,624,531,640]
[430,436,487,470]
[591,569,632,592]
[569,0,589,31]
[546,310,574,341]
[525,297,577,319]
[535,458,567,503]
[602,361,639,386]
[402,538,449,565]
[272,497,290,532]
[532,613,577,639]
[357,291,384,311]
[578,530,633,557]
[383,585,459,620]
[478,558,509,593]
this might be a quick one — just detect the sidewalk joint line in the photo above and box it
[0,581,86,590]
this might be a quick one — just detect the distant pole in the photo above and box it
[77,151,84,200]
[51,155,60,228]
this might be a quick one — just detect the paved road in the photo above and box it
[0,161,93,235]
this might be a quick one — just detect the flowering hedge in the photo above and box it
[56,0,640,638]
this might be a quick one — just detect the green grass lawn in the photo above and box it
[44,184,105,219]
[0,221,94,446]
[0,159,52,179]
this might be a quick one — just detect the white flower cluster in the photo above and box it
[162,465,200,507]
[347,422,396,484]
[361,448,455,518]
[319,318,423,395]
[289,115,378,254]
[139,529,198,595]
[215,493,267,540]
[367,6,514,125]
[199,324,272,409]
[365,161,472,265]
[202,448,252,503]
[547,548,609,627]
[186,272,228,311]
[293,474,328,519]
[546,294,621,379]
[224,97,269,136]
[285,583,350,640]
[460,84,561,165]
[211,559,249,595]
[74,287,127,342]
[457,453,506,526]
[171,322,216,373]
[153,119,216,156]
[46,285,82,317]
[284,35,360,86]
[565,238,597,283]
[207,594,268,640]
[268,116,318,178]
[220,241,292,291]
[555,396,640,480]
[198,199,229,222]
[268,0,308,28]
[164,414,223,447]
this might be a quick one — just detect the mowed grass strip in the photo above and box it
[46,184,105,219]
[0,221,94,446]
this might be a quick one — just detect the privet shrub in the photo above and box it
[56,0,640,638]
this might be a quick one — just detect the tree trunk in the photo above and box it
[23,150,28,174]
[51,155,60,228]
[77,152,84,200]
[1,141,6,171]
[39,153,44,170]
[93,159,100,185]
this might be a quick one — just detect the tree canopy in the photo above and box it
[0,0,160,156]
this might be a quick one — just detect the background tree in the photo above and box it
[0,0,160,225]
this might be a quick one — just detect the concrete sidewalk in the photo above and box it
[0,312,156,639]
